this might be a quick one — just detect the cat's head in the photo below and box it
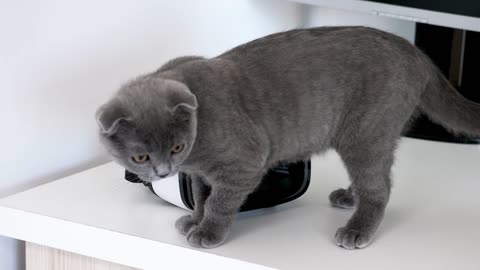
[96,77,198,182]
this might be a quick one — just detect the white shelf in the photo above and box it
[1,138,479,269]
[291,0,480,32]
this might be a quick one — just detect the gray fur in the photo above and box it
[96,27,480,249]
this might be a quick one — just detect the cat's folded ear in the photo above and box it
[95,99,130,136]
[167,84,198,113]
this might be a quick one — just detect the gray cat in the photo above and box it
[96,27,480,249]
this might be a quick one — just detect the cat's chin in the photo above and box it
[133,175,161,183]
[143,173,178,183]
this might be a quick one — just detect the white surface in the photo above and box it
[1,138,479,269]
[294,0,480,32]
[0,1,303,268]
[0,207,272,270]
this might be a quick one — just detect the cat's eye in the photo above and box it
[171,144,185,154]
[132,154,150,163]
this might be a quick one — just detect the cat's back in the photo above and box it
[219,26,418,66]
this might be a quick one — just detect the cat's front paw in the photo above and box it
[186,226,227,249]
[175,215,198,235]
[335,227,372,250]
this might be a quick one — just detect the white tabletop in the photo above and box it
[1,138,479,270]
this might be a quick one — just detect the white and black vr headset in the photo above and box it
[125,161,311,211]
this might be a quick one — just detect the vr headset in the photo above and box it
[125,160,311,211]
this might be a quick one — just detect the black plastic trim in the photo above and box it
[239,160,311,211]
[179,173,195,210]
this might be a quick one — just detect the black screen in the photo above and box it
[363,0,480,18]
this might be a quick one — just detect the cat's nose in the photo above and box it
[155,164,170,177]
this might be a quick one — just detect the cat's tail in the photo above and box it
[419,62,480,137]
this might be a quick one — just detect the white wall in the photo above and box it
[1,1,419,268]
[0,1,303,269]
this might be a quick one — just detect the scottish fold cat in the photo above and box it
[96,27,480,249]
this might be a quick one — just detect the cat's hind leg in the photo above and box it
[333,142,395,249]
[329,186,356,209]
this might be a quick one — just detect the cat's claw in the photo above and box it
[175,215,198,235]
[335,227,372,249]
[186,226,227,249]
[329,188,356,209]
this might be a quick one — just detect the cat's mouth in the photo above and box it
[155,172,178,180]
[139,172,176,182]
[124,170,163,184]
[156,173,170,179]
[155,168,180,180]
[129,168,178,183]
[134,174,162,183]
